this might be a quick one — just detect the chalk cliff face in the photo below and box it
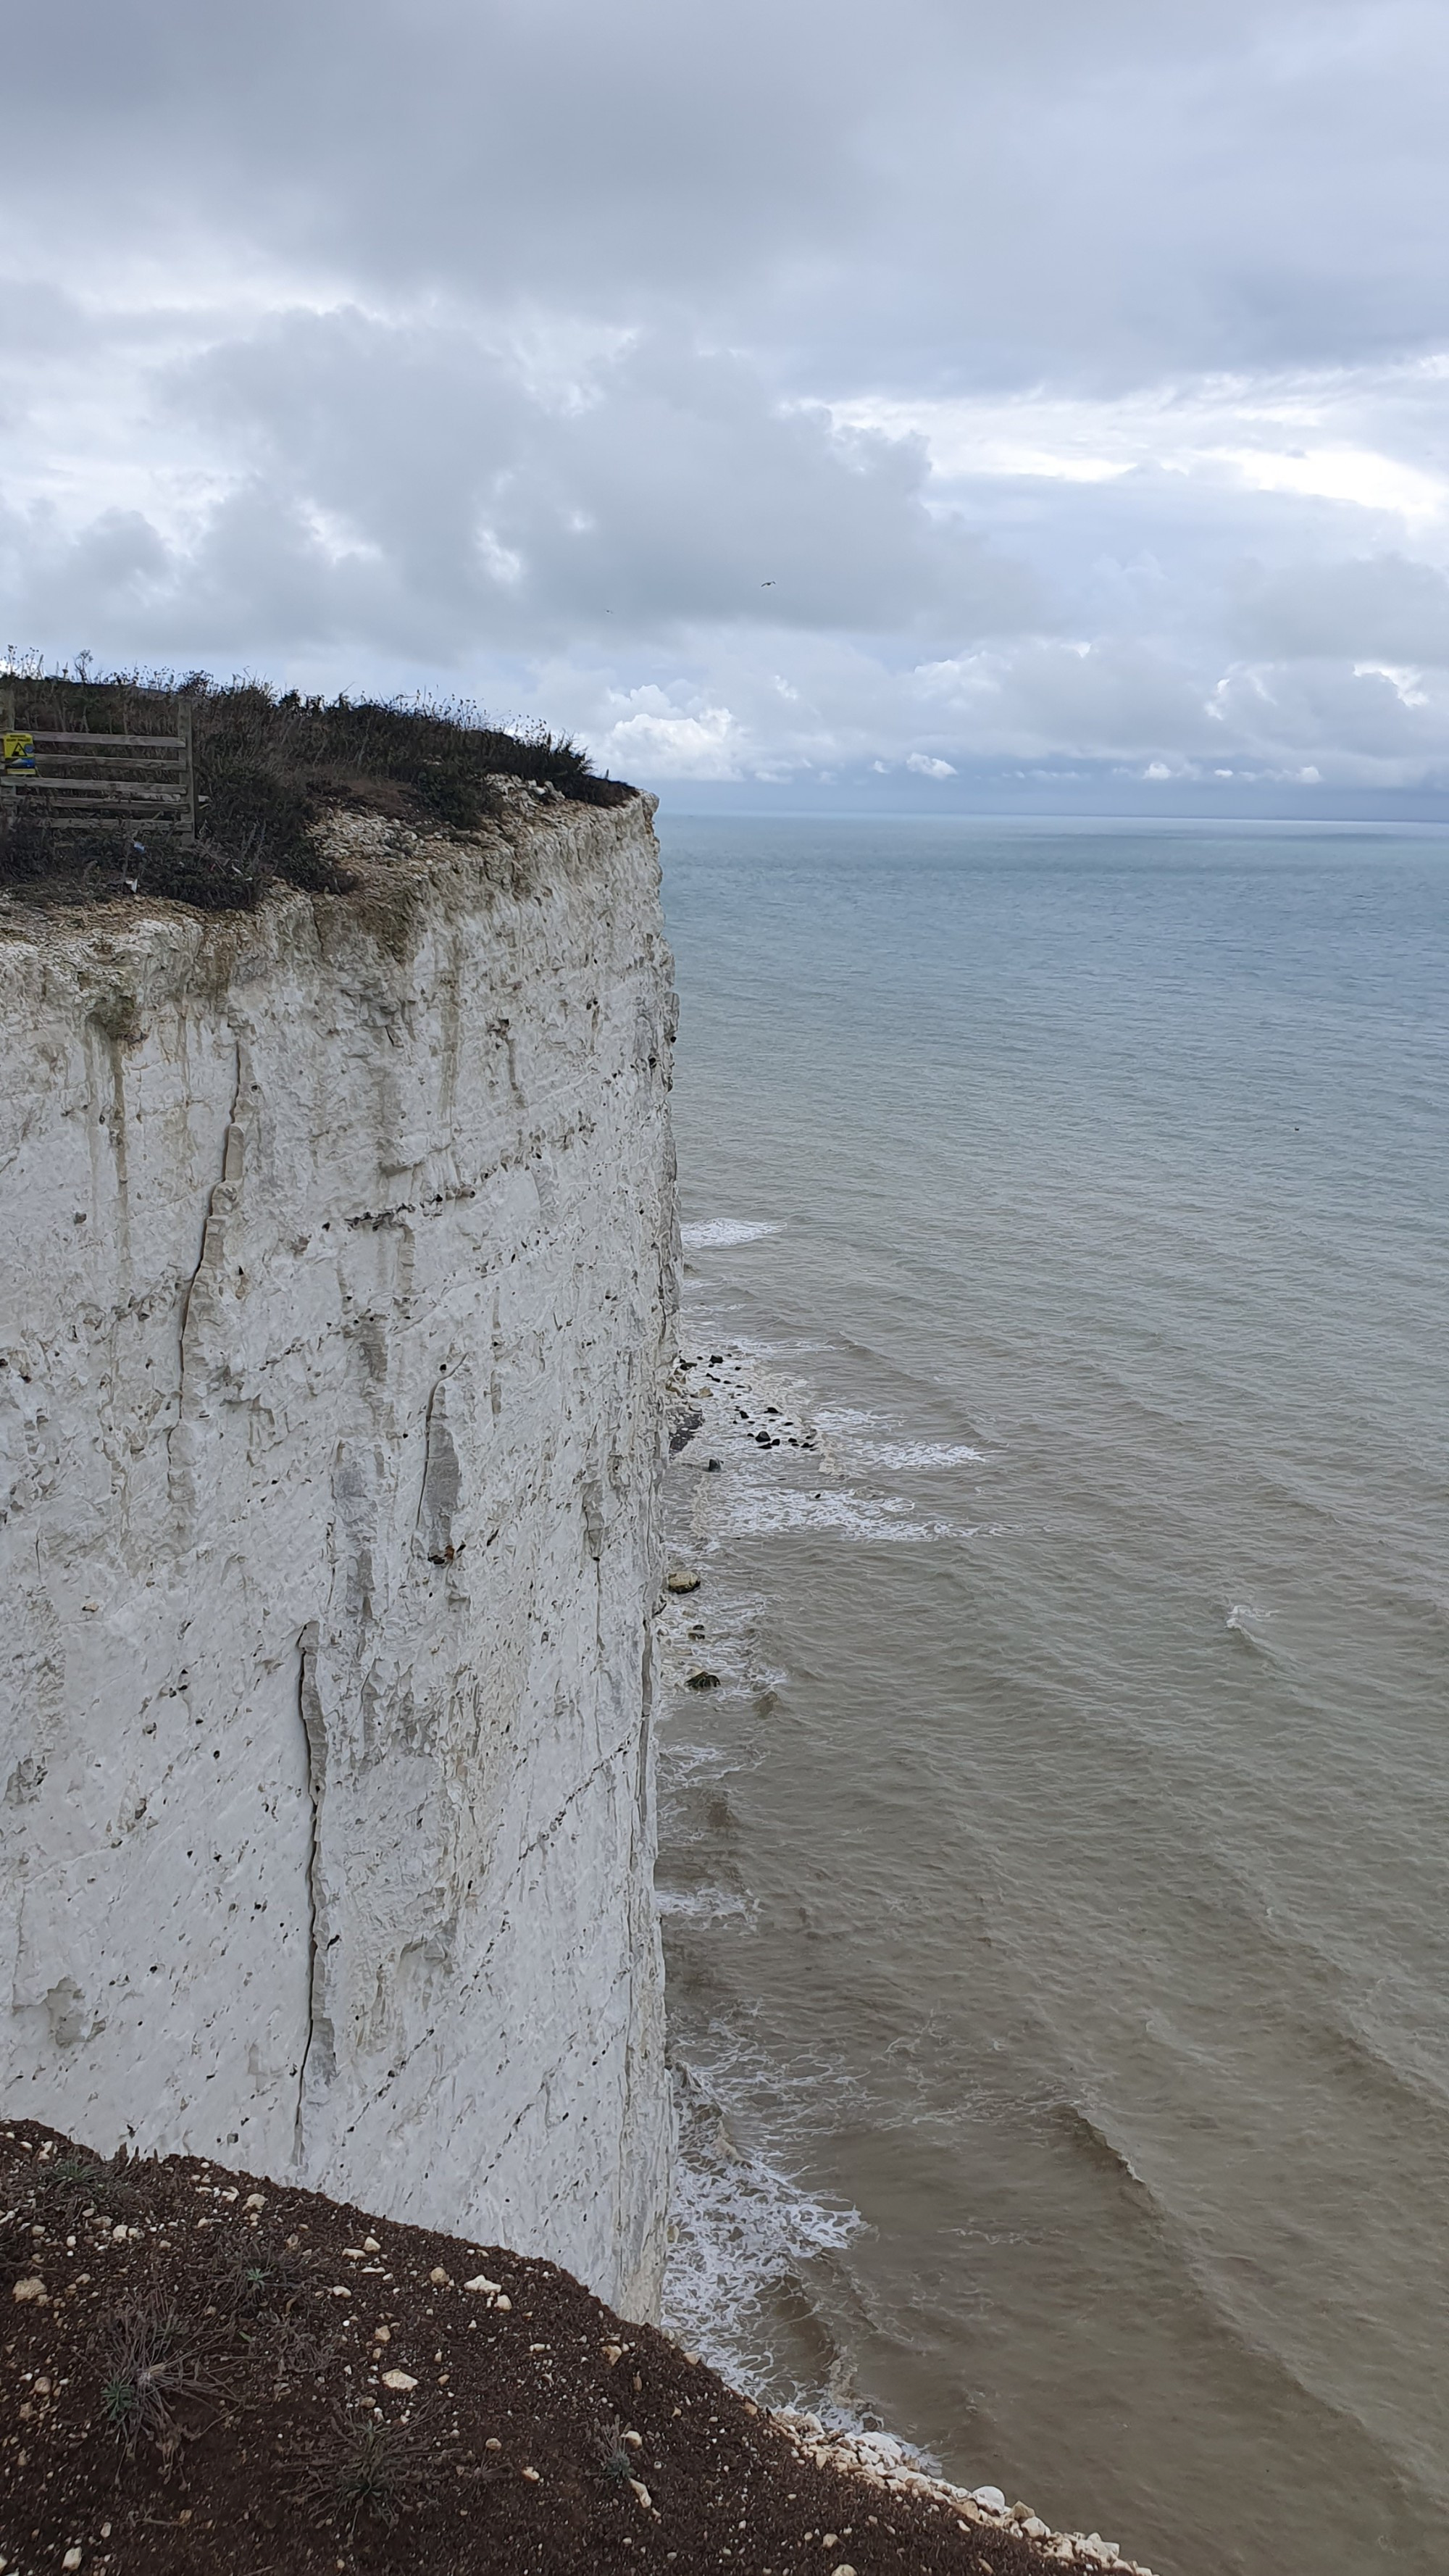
[0,785,677,2319]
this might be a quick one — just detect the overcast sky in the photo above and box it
[7,0,1449,808]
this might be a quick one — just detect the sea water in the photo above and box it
[652,816,1449,2576]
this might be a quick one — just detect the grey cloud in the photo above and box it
[41,317,1040,654]
[1229,556,1449,667]
[10,2,1448,383]
[1,505,172,646]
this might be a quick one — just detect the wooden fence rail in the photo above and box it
[1,688,196,843]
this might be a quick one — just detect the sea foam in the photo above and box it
[682,1218,782,1248]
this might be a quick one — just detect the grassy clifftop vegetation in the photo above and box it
[0,669,635,911]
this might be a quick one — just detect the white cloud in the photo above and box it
[906,752,958,778]
[830,365,1449,527]
[595,691,746,780]
[1213,444,1445,520]
[1350,661,1429,706]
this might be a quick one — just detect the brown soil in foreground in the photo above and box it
[0,2121,1144,2576]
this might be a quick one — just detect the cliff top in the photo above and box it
[0,671,636,914]
[1,2120,1145,2576]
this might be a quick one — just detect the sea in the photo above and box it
[650,814,1449,2576]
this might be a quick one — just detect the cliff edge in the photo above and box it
[0,783,678,2320]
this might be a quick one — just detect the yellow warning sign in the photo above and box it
[2,733,36,772]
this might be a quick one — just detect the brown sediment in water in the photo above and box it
[0,2121,1151,2575]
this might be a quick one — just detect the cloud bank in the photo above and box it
[7,0,1449,805]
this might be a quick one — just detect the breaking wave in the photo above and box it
[663,2062,864,2398]
[682,1218,782,1249]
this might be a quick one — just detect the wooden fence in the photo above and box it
[0,687,196,843]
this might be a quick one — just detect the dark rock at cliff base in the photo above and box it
[669,1406,705,1454]
[0,2119,1102,2576]
[685,1670,722,1691]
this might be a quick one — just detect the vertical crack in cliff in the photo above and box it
[293,1620,333,2164]
[172,1035,248,1507]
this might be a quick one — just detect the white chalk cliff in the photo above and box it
[0,785,677,2319]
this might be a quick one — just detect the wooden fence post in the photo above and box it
[1,684,14,833]
[178,700,196,842]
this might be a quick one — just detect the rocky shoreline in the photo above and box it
[772,2414,1154,2575]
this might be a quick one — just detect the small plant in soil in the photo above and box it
[37,2146,151,2222]
[217,2234,310,2317]
[596,2410,636,2488]
[99,2298,224,2467]
[293,2403,433,2533]
[265,2306,343,2397]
